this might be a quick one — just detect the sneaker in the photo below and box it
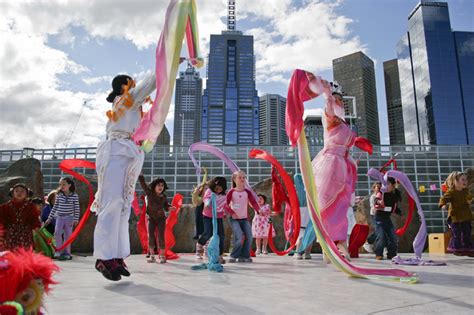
[295,253,303,260]
[58,254,69,261]
[303,253,311,260]
[95,259,121,281]
[228,257,237,263]
[115,259,131,277]
[147,255,156,263]
[363,242,374,253]
[255,249,262,255]
[196,243,204,259]
[238,257,253,263]
[146,252,150,259]
[53,253,61,260]
[263,250,268,255]
[159,255,167,264]
[375,256,383,260]
[218,256,226,264]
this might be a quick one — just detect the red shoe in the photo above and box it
[115,258,131,277]
[95,259,122,281]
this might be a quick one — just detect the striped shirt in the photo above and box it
[49,192,80,221]
[202,189,227,218]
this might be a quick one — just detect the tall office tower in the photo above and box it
[259,94,288,145]
[156,125,171,145]
[173,63,203,146]
[304,116,324,146]
[383,59,405,145]
[201,0,259,145]
[333,51,380,144]
[397,1,472,144]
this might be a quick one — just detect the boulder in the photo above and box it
[0,158,43,203]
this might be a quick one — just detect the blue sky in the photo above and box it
[1,0,472,149]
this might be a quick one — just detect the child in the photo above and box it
[138,175,176,264]
[226,170,260,263]
[41,191,57,235]
[197,177,227,263]
[363,182,382,253]
[439,171,473,256]
[374,177,401,260]
[0,183,40,251]
[45,177,80,260]
[252,194,275,255]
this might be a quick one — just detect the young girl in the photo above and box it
[45,177,80,260]
[197,177,227,263]
[41,191,57,235]
[226,171,260,263]
[0,183,40,251]
[252,194,275,255]
[138,175,175,264]
[439,171,473,256]
[364,182,382,253]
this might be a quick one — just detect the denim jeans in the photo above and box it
[198,217,225,255]
[229,218,252,259]
[374,216,397,258]
[448,220,472,251]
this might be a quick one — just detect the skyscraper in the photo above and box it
[333,51,380,144]
[259,94,288,145]
[304,116,324,146]
[383,59,405,145]
[201,1,259,145]
[397,1,472,144]
[173,63,202,146]
[155,125,170,145]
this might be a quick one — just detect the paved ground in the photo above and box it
[44,253,473,314]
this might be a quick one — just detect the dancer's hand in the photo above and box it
[73,220,79,227]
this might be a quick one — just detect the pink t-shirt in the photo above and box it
[230,190,249,219]
[202,188,227,218]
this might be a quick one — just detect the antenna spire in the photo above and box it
[227,1,236,31]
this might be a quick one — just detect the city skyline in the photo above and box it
[1,0,473,149]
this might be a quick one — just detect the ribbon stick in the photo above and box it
[55,159,96,252]
[133,0,204,152]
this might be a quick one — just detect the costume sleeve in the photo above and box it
[0,203,9,225]
[130,71,156,110]
[74,194,80,221]
[439,191,452,208]
[28,204,41,229]
[192,185,204,207]
[138,175,151,196]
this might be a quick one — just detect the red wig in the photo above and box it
[0,249,59,303]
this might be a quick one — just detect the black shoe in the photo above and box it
[95,259,122,281]
[115,258,131,277]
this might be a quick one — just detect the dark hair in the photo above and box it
[257,194,267,203]
[47,191,57,206]
[208,176,227,195]
[387,177,396,186]
[150,178,168,193]
[8,183,33,198]
[106,74,133,103]
[58,177,76,194]
[31,197,44,205]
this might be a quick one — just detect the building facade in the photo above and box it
[201,30,259,145]
[397,1,473,145]
[173,63,202,146]
[259,94,288,145]
[333,51,380,144]
[383,59,405,145]
[304,116,324,147]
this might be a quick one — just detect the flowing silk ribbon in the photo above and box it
[164,193,184,259]
[249,149,301,256]
[286,69,418,282]
[132,194,149,254]
[54,159,96,252]
[133,0,204,152]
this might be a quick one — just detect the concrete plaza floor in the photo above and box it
[44,253,473,314]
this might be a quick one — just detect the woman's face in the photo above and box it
[13,187,27,201]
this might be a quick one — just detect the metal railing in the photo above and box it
[1,144,473,233]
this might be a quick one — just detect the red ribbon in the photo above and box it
[164,193,183,259]
[55,159,96,251]
[249,149,300,256]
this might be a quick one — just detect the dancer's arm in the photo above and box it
[138,175,151,196]
[130,71,156,110]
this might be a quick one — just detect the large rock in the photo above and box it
[0,158,43,203]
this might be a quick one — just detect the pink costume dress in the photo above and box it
[251,204,276,238]
[310,80,357,242]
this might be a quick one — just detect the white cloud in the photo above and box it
[82,75,114,85]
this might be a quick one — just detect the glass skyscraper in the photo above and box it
[173,63,202,146]
[333,51,380,144]
[397,1,472,144]
[383,59,405,145]
[259,94,288,145]
[201,30,259,145]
